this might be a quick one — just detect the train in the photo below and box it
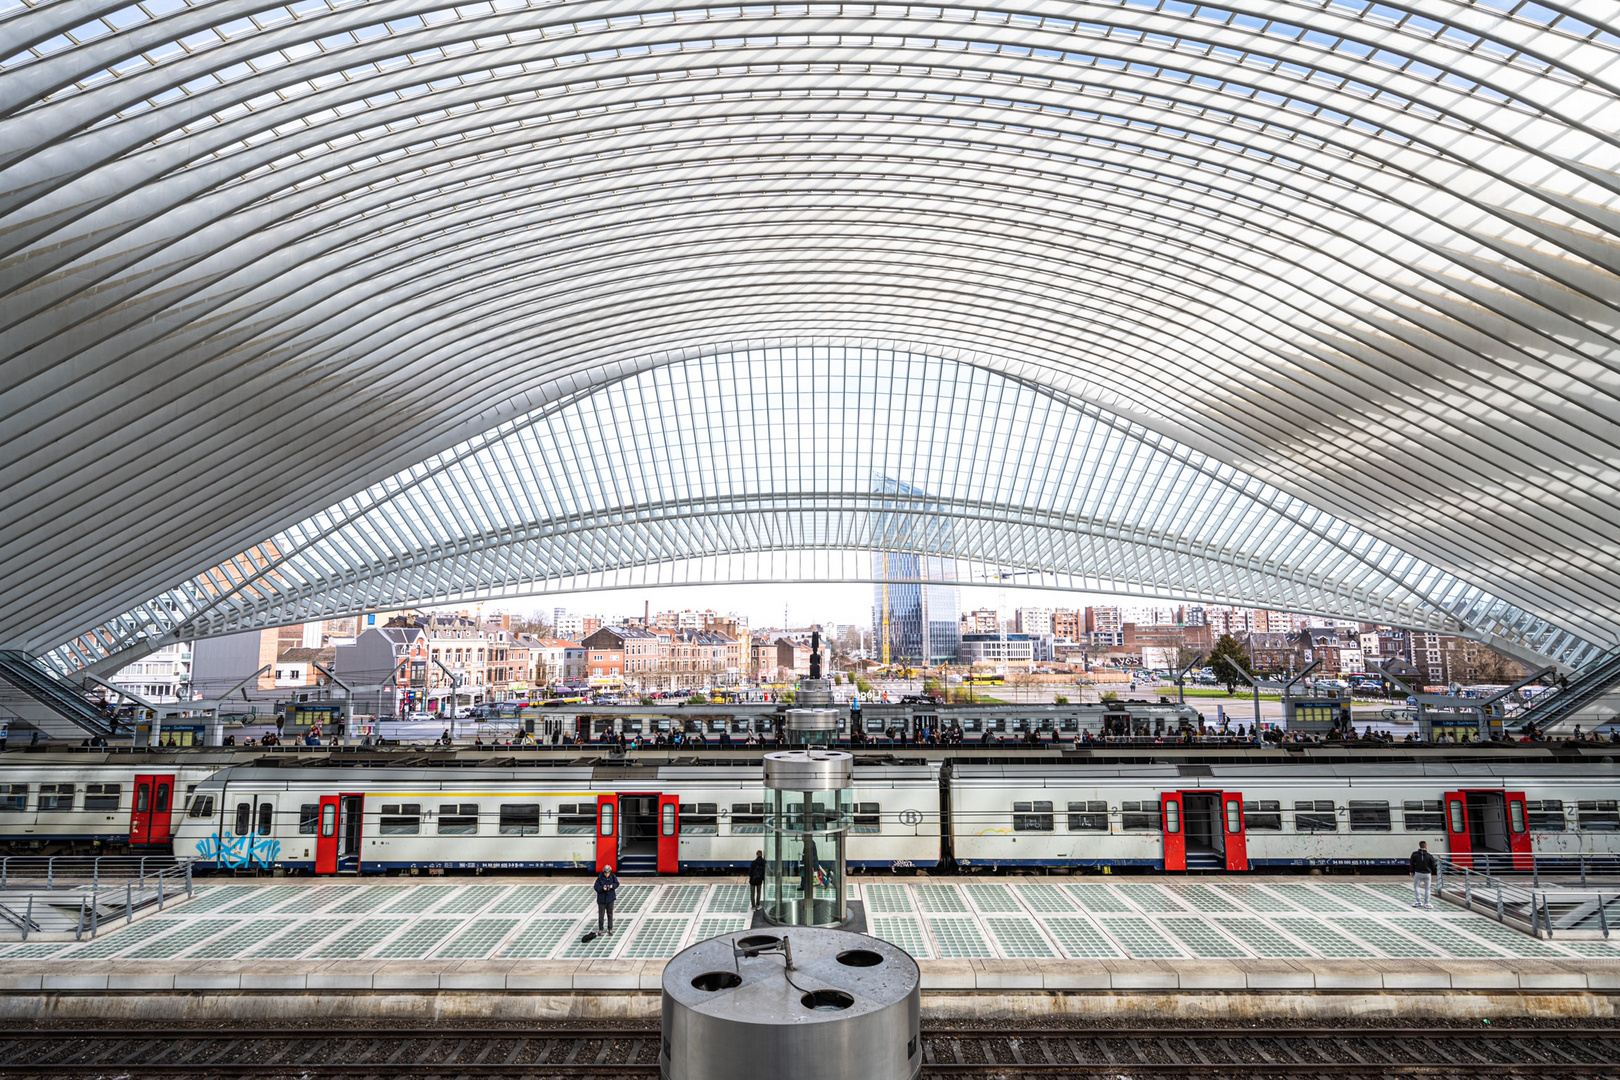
[3,753,1616,875]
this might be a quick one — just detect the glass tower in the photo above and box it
[871,477,960,666]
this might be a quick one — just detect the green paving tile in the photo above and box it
[1384,918,1509,958]
[915,884,969,914]
[329,886,400,914]
[492,885,558,914]
[1013,883,1075,913]
[927,917,993,958]
[986,916,1056,957]
[559,919,622,958]
[653,885,707,914]
[189,919,295,959]
[1327,883,1414,913]
[436,886,511,915]
[179,885,260,912]
[311,919,407,958]
[1177,884,1242,914]
[1214,917,1313,958]
[1272,917,1377,957]
[847,884,859,901]
[436,918,520,958]
[1445,917,1571,957]
[544,885,595,914]
[1042,917,1122,957]
[1363,882,1427,903]
[1260,884,1349,913]
[380,886,459,915]
[501,919,575,959]
[217,886,303,914]
[1115,883,1188,913]
[1559,940,1620,957]
[376,917,462,958]
[622,917,690,958]
[870,916,931,958]
[963,883,1020,913]
[274,886,350,914]
[248,918,347,958]
[0,942,75,958]
[693,916,748,940]
[706,885,750,913]
[614,884,657,915]
[124,919,237,958]
[1065,883,1134,913]
[1328,917,1442,958]
[62,918,172,958]
[1157,917,1249,958]
[865,883,913,914]
[1214,883,1296,913]
[1098,917,1185,958]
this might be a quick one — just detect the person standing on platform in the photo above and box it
[749,849,766,909]
[594,864,619,934]
[1410,840,1437,908]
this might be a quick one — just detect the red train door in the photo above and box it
[1504,789,1533,870]
[129,773,176,847]
[1221,791,1248,871]
[595,793,619,872]
[1162,791,1186,871]
[657,794,680,874]
[1444,790,1471,868]
[314,795,341,874]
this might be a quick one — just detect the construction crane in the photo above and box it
[880,552,891,668]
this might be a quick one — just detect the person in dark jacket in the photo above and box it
[1410,840,1438,908]
[748,850,766,909]
[594,865,620,933]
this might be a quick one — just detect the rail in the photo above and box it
[0,856,193,941]
[1437,854,1620,939]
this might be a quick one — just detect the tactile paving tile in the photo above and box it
[179,885,260,911]
[1176,884,1242,914]
[1115,883,1188,913]
[985,917,1057,957]
[380,886,459,914]
[376,917,463,959]
[706,885,751,913]
[62,918,173,958]
[217,886,303,914]
[865,883,914,913]
[915,884,969,913]
[1443,917,1572,958]
[1097,917,1185,958]
[1382,918,1509,958]
[694,916,748,940]
[963,883,1021,913]
[1328,918,1442,958]
[869,916,931,958]
[273,886,349,914]
[123,919,237,958]
[1214,918,1313,958]
[501,919,575,959]
[1271,917,1377,957]
[1065,883,1135,913]
[436,918,520,958]
[1260,884,1349,913]
[492,885,558,914]
[544,885,595,914]
[248,918,348,958]
[559,919,623,958]
[614,884,658,914]
[622,918,690,958]
[927,917,993,958]
[1156,917,1250,958]
[1041,917,1122,958]
[329,885,400,914]
[653,885,707,913]
[436,885,511,914]
[188,919,296,959]
[1213,883,1296,913]
[311,919,407,958]
[1012,883,1075,913]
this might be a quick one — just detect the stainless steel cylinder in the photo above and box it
[764,749,852,791]
[661,927,921,1080]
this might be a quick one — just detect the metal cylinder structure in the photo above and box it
[762,750,852,927]
[661,927,921,1080]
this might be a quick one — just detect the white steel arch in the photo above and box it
[1,0,1617,669]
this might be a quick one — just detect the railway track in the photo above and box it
[2,1026,1617,1077]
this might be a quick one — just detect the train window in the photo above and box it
[380,804,421,835]
[1577,801,1620,831]
[1509,801,1526,834]
[557,804,595,834]
[1067,801,1108,831]
[84,784,121,812]
[1243,801,1282,831]
[679,803,719,834]
[1014,802,1054,831]
[320,803,336,838]
[299,803,320,834]
[1447,800,1465,834]
[234,802,252,836]
[500,804,540,835]
[1348,801,1391,832]
[844,803,881,834]
[0,784,26,812]
[1526,800,1565,832]
[37,784,74,812]
[438,803,479,835]
[257,803,274,835]
[188,795,215,819]
[1402,801,1444,832]
[1121,801,1161,831]
[155,784,171,813]
[662,803,677,837]
[1294,801,1337,832]
[732,802,766,834]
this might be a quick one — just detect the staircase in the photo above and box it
[1184,849,1225,871]
[1507,646,1620,735]
[0,650,122,740]
[616,853,659,876]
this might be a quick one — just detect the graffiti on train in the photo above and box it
[196,833,282,868]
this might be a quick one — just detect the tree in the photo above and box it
[1209,634,1253,694]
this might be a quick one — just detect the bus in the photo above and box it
[962,674,1006,686]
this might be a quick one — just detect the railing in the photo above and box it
[1436,853,1620,939]
[0,856,193,941]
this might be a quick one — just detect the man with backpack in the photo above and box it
[1410,840,1438,909]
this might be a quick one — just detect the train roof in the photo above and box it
[949,761,1620,781]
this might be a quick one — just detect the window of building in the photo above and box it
[1402,800,1444,831]
[83,783,121,812]
[1121,800,1160,831]
[188,794,215,819]
[1067,801,1108,831]
[1294,800,1337,832]
[557,803,595,834]
[437,803,478,834]
[0,784,26,812]
[499,803,540,835]
[732,802,766,833]
[299,803,320,834]
[38,783,74,812]
[377,803,420,834]
[1242,800,1282,830]
[679,802,719,834]
[1348,800,1391,832]
[1526,800,1565,831]
[1577,801,1620,831]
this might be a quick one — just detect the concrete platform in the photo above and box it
[2,876,1616,1020]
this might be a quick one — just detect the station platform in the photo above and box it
[2,875,1616,1021]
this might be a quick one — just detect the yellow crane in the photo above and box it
[881,552,891,668]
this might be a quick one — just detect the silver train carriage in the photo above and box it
[0,754,232,854]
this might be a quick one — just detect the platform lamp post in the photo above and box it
[1174,653,1205,706]
[432,659,462,735]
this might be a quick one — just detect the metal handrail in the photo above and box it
[1436,853,1620,939]
[0,857,192,940]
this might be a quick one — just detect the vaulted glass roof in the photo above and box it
[1,0,1616,671]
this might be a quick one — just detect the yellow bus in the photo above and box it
[962,674,1005,686]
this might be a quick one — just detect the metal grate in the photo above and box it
[866,883,914,913]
